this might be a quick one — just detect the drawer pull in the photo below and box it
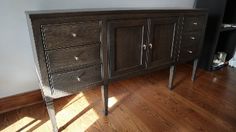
[74,56,79,61]
[77,71,85,82]
[149,43,153,49]
[188,50,193,54]
[76,77,81,82]
[71,33,77,37]
[193,22,198,25]
[190,36,196,40]
[143,44,147,50]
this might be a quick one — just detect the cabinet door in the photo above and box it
[108,19,148,78]
[148,17,179,69]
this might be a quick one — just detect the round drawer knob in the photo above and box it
[71,33,77,37]
[74,56,79,61]
[77,77,81,82]
[190,36,196,40]
[188,50,193,54]
[193,22,198,25]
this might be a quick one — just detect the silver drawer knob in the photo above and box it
[77,77,81,82]
[143,44,147,50]
[71,33,77,37]
[149,43,153,49]
[188,50,193,54]
[193,22,198,25]
[74,56,79,61]
[190,36,196,40]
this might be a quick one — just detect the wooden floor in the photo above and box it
[0,64,236,132]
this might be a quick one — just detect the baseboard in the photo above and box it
[0,89,43,114]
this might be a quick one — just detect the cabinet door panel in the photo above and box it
[148,17,179,69]
[108,19,147,78]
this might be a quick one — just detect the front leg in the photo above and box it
[45,97,58,132]
[168,65,176,90]
[191,59,198,81]
[101,83,109,115]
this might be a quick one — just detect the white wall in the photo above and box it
[0,0,195,98]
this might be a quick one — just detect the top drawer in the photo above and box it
[41,21,101,50]
[183,16,205,32]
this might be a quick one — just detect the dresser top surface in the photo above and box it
[26,7,207,16]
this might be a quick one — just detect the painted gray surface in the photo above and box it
[0,0,195,98]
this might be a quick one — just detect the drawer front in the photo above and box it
[46,44,100,73]
[181,32,201,47]
[41,21,100,50]
[183,16,205,32]
[51,65,102,93]
[179,45,199,62]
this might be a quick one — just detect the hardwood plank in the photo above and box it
[122,77,231,131]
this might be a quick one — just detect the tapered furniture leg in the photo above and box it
[101,83,109,115]
[168,65,176,90]
[45,97,58,132]
[191,59,198,81]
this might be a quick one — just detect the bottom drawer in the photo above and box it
[179,45,199,62]
[51,65,102,93]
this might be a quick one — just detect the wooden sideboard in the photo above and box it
[26,8,207,132]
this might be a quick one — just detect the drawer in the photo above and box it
[181,32,201,47]
[46,44,100,73]
[179,45,199,62]
[51,65,102,93]
[41,21,100,50]
[183,16,205,32]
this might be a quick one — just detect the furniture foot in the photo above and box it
[168,65,176,90]
[191,59,198,81]
[101,83,109,115]
[45,97,58,132]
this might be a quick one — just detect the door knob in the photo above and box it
[149,43,153,49]
[143,44,147,50]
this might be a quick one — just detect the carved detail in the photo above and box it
[40,25,55,94]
